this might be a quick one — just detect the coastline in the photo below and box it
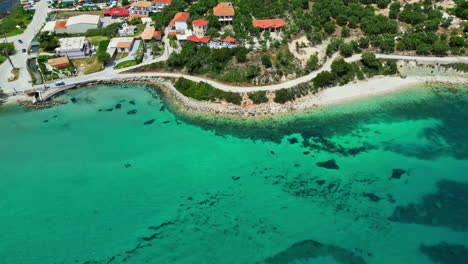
[2,62,466,118]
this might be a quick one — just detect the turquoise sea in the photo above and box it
[0,84,467,264]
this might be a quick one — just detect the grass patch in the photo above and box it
[72,55,103,75]
[8,68,20,82]
[174,77,242,105]
[114,52,129,61]
[0,56,6,65]
[0,5,34,37]
[115,60,137,69]
[87,36,108,47]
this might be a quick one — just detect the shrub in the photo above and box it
[248,91,268,104]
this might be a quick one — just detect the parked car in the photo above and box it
[54,81,65,86]
[22,49,27,53]
[27,16,33,20]
[18,40,23,44]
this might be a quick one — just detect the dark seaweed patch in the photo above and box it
[127,110,137,115]
[144,119,155,125]
[287,137,299,144]
[105,108,113,112]
[70,98,77,103]
[263,240,367,264]
[363,193,381,202]
[115,103,122,109]
[129,100,135,105]
[420,242,468,264]
[389,180,468,231]
[391,169,406,179]
[316,159,339,170]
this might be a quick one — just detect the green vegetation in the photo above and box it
[96,40,111,65]
[174,77,242,105]
[38,32,60,52]
[443,63,468,72]
[0,88,6,99]
[0,4,34,37]
[0,56,6,65]
[0,43,15,55]
[273,83,314,104]
[115,60,138,69]
[248,91,268,104]
[85,23,121,38]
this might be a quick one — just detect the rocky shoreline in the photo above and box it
[10,61,467,118]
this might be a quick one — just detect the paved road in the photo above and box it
[38,54,468,97]
[0,0,50,91]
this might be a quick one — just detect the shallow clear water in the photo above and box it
[0,84,467,264]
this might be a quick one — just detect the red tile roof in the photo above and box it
[54,21,67,29]
[154,31,162,39]
[192,18,208,26]
[213,2,234,16]
[104,8,129,16]
[152,0,171,4]
[168,12,190,27]
[187,35,211,43]
[252,19,286,29]
[168,32,177,36]
[221,36,236,43]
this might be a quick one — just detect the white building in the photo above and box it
[65,15,102,34]
[151,0,171,13]
[107,37,135,57]
[129,1,152,17]
[213,2,234,25]
[55,37,93,59]
[41,21,56,33]
[192,19,208,38]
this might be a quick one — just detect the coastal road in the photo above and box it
[37,54,468,96]
[0,0,49,92]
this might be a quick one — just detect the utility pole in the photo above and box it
[2,33,15,69]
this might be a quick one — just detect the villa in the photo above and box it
[187,35,211,46]
[168,12,190,31]
[55,37,93,59]
[192,19,208,38]
[252,19,286,32]
[53,21,68,34]
[103,8,130,18]
[151,0,171,13]
[213,2,234,25]
[107,37,135,57]
[130,1,152,17]
[47,57,70,68]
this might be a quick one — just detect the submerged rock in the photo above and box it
[420,242,468,264]
[391,169,406,179]
[270,151,275,155]
[175,120,182,125]
[163,121,170,124]
[263,239,366,264]
[160,106,166,111]
[232,176,240,181]
[127,110,137,115]
[287,137,299,144]
[124,163,132,168]
[129,100,136,105]
[389,180,468,231]
[316,159,339,170]
[115,103,122,109]
[363,193,382,202]
[70,97,77,103]
[105,108,113,112]
[144,119,155,125]
[43,120,49,123]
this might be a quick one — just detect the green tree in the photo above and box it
[97,52,111,65]
[312,71,336,88]
[340,43,353,57]
[341,26,350,38]
[432,40,450,55]
[0,43,15,55]
[121,0,130,6]
[324,21,336,34]
[361,52,380,69]
[305,54,320,71]
[261,54,272,68]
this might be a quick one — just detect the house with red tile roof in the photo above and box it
[187,35,211,45]
[54,21,67,34]
[130,1,152,17]
[151,0,171,13]
[213,2,234,25]
[192,19,208,38]
[252,19,286,32]
[103,8,130,17]
[168,12,190,30]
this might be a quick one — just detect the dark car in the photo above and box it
[22,49,27,53]
[18,40,23,44]
[27,16,33,20]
